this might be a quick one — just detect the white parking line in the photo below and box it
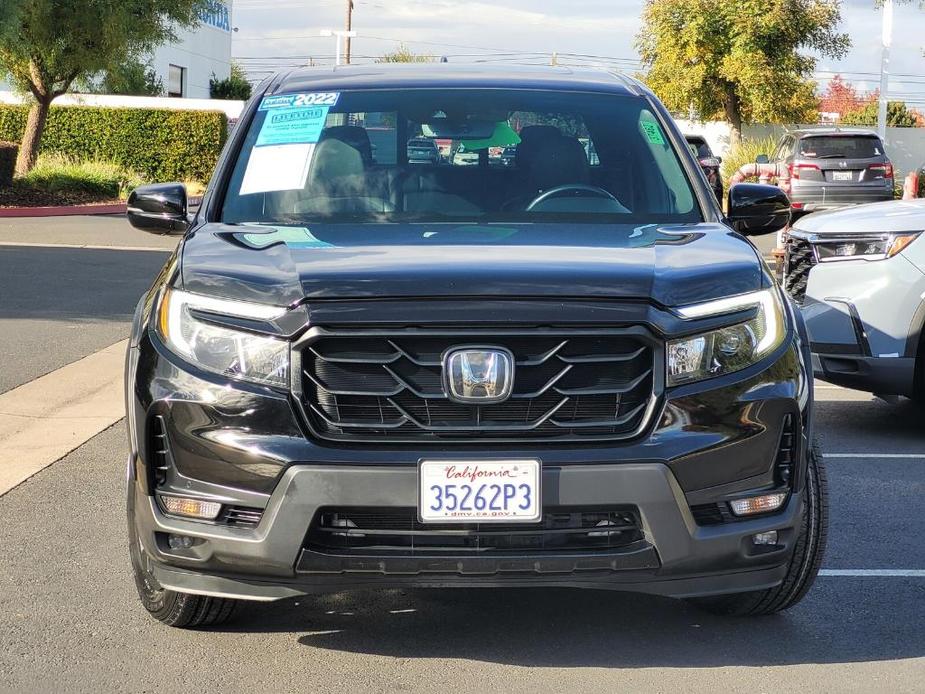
[820,569,925,577]
[0,340,127,496]
[823,453,925,459]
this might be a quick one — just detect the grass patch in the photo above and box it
[16,154,145,201]
[720,136,780,184]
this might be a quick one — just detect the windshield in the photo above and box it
[222,88,701,225]
[799,135,883,159]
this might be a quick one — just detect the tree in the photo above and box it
[818,74,864,116]
[209,62,252,100]
[376,45,434,64]
[79,58,164,96]
[0,0,206,175]
[637,0,850,142]
[841,99,919,127]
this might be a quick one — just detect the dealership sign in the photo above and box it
[199,0,230,32]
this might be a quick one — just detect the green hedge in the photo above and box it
[0,104,227,182]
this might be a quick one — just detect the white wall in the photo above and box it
[676,118,925,175]
[0,91,243,122]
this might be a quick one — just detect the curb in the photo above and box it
[0,202,127,218]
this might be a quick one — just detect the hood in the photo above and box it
[179,222,764,309]
[793,199,925,235]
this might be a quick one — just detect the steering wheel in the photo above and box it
[525,184,620,211]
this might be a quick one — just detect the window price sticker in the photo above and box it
[255,92,340,146]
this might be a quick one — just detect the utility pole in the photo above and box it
[878,0,893,142]
[345,0,354,65]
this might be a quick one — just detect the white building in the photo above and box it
[0,1,233,99]
[151,0,234,98]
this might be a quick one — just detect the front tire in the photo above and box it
[687,441,828,616]
[128,501,238,628]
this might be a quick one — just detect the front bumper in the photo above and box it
[127,302,809,601]
[798,253,924,395]
[132,460,801,600]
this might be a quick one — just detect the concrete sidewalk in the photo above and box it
[0,214,179,251]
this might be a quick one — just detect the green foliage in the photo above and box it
[81,58,164,96]
[376,45,434,63]
[637,0,849,137]
[0,141,17,186]
[210,62,252,100]
[841,100,919,127]
[0,104,226,182]
[720,136,780,183]
[0,0,207,98]
[17,153,145,200]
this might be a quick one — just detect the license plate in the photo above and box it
[832,171,853,181]
[418,459,541,523]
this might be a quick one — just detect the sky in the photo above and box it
[231,0,925,108]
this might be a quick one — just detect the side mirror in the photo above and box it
[727,183,791,236]
[127,183,189,235]
[755,154,770,164]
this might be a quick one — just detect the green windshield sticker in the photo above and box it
[640,119,666,146]
[238,227,334,249]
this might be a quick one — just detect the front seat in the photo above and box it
[294,137,395,215]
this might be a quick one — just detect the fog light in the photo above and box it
[729,493,787,517]
[752,531,778,546]
[160,495,222,520]
[167,534,196,550]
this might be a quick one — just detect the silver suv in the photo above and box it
[767,129,894,214]
[783,199,925,399]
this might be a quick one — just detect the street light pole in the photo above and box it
[320,29,357,66]
[878,0,893,141]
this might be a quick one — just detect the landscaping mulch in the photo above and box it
[0,186,121,209]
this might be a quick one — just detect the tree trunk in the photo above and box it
[15,98,51,176]
[723,86,743,146]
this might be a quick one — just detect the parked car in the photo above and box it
[124,64,823,629]
[499,145,517,167]
[407,137,440,164]
[451,142,479,166]
[765,129,893,214]
[783,198,925,399]
[685,134,723,203]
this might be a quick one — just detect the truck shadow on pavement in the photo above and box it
[223,580,923,668]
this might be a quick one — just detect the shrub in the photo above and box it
[18,153,146,200]
[0,104,227,182]
[720,136,780,184]
[0,141,16,187]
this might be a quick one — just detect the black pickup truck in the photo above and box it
[124,64,824,628]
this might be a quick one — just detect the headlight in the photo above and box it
[157,288,290,387]
[667,289,786,386]
[815,232,920,261]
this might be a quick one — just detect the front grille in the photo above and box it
[305,506,644,556]
[783,236,817,304]
[297,329,659,442]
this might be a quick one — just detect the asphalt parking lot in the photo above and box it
[0,218,922,692]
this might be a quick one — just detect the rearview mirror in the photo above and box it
[727,183,790,236]
[755,154,769,164]
[127,183,189,235]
